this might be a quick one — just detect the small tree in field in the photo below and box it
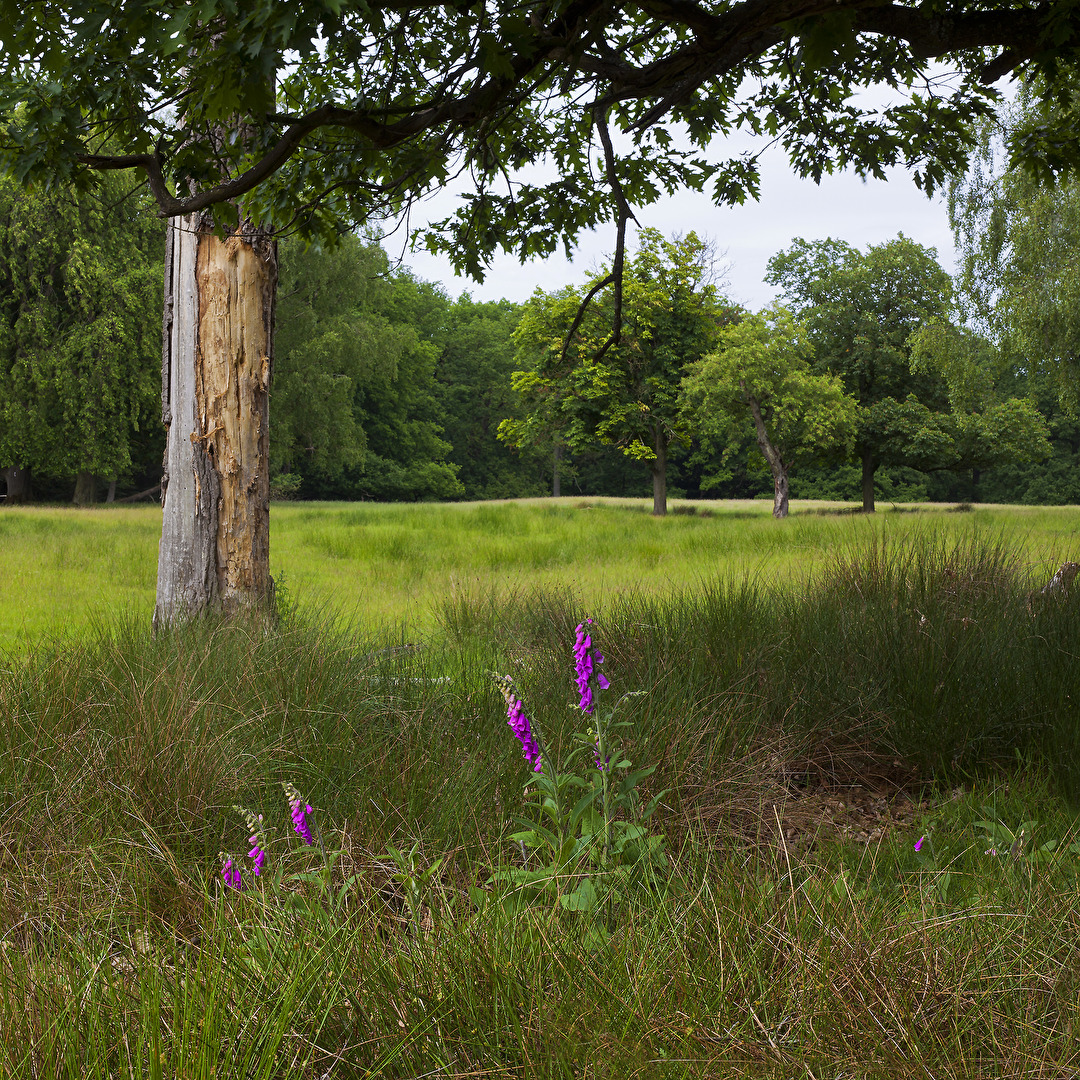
[502,230,732,515]
[682,306,856,518]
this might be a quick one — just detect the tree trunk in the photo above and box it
[772,465,789,519]
[106,478,117,503]
[2,465,31,504]
[651,423,667,516]
[861,447,876,513]
[154,214,276,631]
[747,396,789,519]
[552,443,562,498]
[73,471,97,505]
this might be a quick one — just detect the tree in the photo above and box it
[502,229,729,515]
[4,2,1079,616]
[765,236,960,511]
[0,171,162,505]
[433,296,547,500]
[273,234,463,501]
[681,306,856,518]
[949,85,1080,417]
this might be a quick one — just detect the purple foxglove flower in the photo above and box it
[221,855,243,891]
[234,806,268,878]
[507,695,543,772]
[914,836,925,852]
[248,836,267,876]
[290,801,314,845]
[574,619,609,715]
[283,783,315,845]
[491,673,543,772]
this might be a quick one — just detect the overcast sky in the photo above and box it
[375,66,1009,308]
[389,142,958,311]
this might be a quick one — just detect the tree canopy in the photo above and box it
[274,235,463,501]
[4,1,1079,276]
[502,229,729,514]
[681,305,856,518]
[948,85,1080,416]
[767,236,955,511]
[0,170,163,503]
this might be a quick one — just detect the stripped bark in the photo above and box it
[154,214,275,630]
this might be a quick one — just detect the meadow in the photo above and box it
[0,498,1079,1077]
[2,496,1079,650]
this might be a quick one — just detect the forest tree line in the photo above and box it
[3,88,1080,512]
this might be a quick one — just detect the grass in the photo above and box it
[2,496,1080,651]
[0,503,1079,1075]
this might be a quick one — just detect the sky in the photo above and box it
[389,144,958,311]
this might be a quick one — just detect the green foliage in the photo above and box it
[0,0,1046,278]
[949,83,1080,417]
[502,229,732,509]
[681,305,856,502]
[433,295,547,500]
[273,235,462,501]
[0,170,163,491]
[767,234,1050,508]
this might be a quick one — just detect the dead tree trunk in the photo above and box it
[154,213,276,631]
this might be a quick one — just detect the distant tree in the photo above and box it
[766,237,965,512]
[908,320,1052,489]
[0,173,162,504]
[502,229,731,515]
[432,296,547,500]
[949,85,1080,417]
[273,236,462,501]
[682,306,856,518]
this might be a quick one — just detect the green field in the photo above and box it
[3,496,1080,651]
[1,500,1080,1076]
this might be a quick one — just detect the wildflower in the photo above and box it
[234,805,269,877]
[492,673,543,772]
[248,834,267,876]
[220,854,243,891]
[573,619,609,715]
[914,836,925,852]
[283,782,314,846]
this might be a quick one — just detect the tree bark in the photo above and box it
[861,446,876,513]
[747,397,789,519]
[106,478,117,503]
[651,422,667,516]
[2,465,31,504]
[154,214,276,631]
[552,442,562,498]
[73,471,97,505]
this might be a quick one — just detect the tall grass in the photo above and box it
[0,525,1078,1075]
[3,497,1078,651]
